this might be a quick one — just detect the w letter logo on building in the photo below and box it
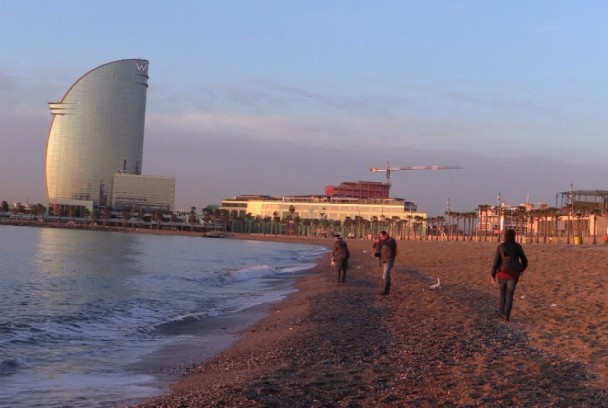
[136,63,148,72]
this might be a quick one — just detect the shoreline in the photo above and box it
[124,233,333,405]
[131,234,608,407]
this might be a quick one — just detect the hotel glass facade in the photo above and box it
[45,59,150,209]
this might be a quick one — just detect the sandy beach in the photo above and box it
[131,234,608,407]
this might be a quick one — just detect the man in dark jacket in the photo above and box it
[331,234,350,283]
[378,231,397,295]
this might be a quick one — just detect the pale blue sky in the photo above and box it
[1,1,607,215]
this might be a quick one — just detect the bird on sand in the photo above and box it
[429,278,441,290]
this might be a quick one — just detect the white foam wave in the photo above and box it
[279,262,318,273]
[229,265,278,282]
[229,261,318,282]
[164,310,209,323]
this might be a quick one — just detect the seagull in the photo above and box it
[429,278,441,290]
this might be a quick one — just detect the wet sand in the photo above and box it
[131,234,608,407]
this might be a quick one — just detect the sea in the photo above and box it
[0,225,326,407]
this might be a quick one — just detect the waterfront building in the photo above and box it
[45,59,175,213]
[221,180,422,224]
[219,178,427,238]
[221,195,423,222]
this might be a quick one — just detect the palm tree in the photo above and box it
[477,205,490,242]
[370,216,379,237]
[321,215,330,237]
[288,205,296,235]
[82,207,91,224]
[513,206,526,243]
[102,208,111,226]
[153,210,163,229]
[406,214,413,240]
[391,216,401,239]
[527,209,537,243]
[121,208,130,228]
[52,204,62,220]
[551,208,561,243]
[436,215,446,240]
[311,218,320,237]
[343,216,353,238]
[466,211,477,241]
[545,207,560,244]
[273,211,280,235]
[332,220,342,236]
[574,210,584,243]
[444,210,453,240]
[302,218,312,236]
[220,209,230,232]
[414,215,424,240]
[591,209,601,245]
[188,206,197,231]
[136,207,144,227]
[30,203,46,222]
[68,206,77,225]
[455,211,464,241]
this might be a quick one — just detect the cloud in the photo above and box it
[151,79,411,117]
[147,109,498,155]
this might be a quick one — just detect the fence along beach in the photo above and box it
[132,234,608,407]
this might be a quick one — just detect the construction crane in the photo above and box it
[370,161,462,182]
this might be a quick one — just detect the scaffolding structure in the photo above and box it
[557,190,608,211]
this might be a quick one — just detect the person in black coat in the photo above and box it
[378,231,397,295]
[491,229,528,321]
[331,234,350,283]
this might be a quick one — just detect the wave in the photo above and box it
[228,261,318,282]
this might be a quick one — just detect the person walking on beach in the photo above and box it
[491,229,528,321]
[378,230,397,295]
[331,234,350,283]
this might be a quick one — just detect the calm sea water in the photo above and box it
[0,225,325,407]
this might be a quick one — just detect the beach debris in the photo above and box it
[551,303,558,307]
[429,278,441,290]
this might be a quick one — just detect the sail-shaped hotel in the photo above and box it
[45,59,175,214]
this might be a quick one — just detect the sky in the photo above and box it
[1,1,608,216]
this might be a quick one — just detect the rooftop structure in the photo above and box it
[324,180,390,199]
[557,190,608,211]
